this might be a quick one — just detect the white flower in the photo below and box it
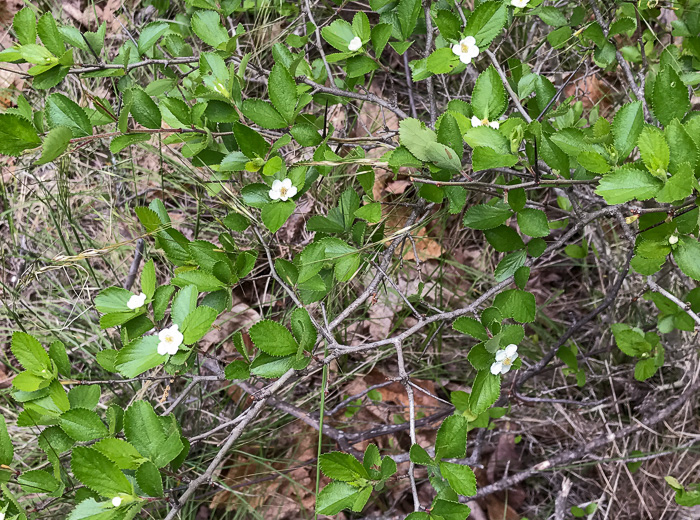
[348,36,362,52]
[126,292,147,310]
[669,235,679,245]
[451,36,480,65]
[112,497,122,508]
[157,324,183,356]
[269,178,298,201]
[0,512,5,520]
[490,344,519,375]
[511,0,530,8]
[471,115,500,130]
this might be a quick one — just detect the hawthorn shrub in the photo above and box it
[0,0,699,518]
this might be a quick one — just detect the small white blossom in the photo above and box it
[452,36,480,65]
[112,497,122,508]
[157,324,183,356]
[0,512,6,520]
[471,115,500,130]
[511,0,530,8]
[669,235,679,245]
[490,344,519,375]
[348,36,363,52]
[269,178,298,202]
[126,292,147,310]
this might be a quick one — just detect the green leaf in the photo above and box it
[435,415,468,459]
[138,22,169,55]
[35,125,72,165]
[14,7,36,45]
[354,202,382,223]
[656,163,697,203]
[484,225,524,252]
[431,499,472,520]
[666,119,698,174]
[95,286,138,313]
[638,126,669,177]
[93,438,145,471]
[494,250,527,282]
[316,481,366,515]
[468,370,500,414]
[171,285,197,326]
[398,118,459,169]
[268,63,297,123]
[110,133,151,154]
[68,385,100,410]
[466,1,507,47]
[612,101,643,160]
[472,66,506,120]
[171,270,224,292]
[397,0,421,40]
[673,237,700,280]
[182,306,218,345]
[128,88,161,129]
[115,336,164,378]
[124,401,183,468]
[291,307,317,352]
[440,461,477,496]
[249,320,299,356]
[517,208,549,238]
[347,55,379,78]
[59,408,108,441]
[37,12,66,56]
[0,415,14,465]
[18,469,59,494]
[320,452,369,481]
[453,317,488,341]
[136,460,163,497]
[427,47,459,75]
[71,446,132,497]
[11,331,51,373]
[241,99,288,129]
[409,444,434,465]
[493,289,536,323]
[463,202,512,230]
[472,147,518,171]
[45,93,92,137]
[224,360,250,380]
[653,66,689,126]
[321,19,355,52]
[261,200,295,232]
[595,167,663,204]
[0,113,41,156]
[191,10,229,48]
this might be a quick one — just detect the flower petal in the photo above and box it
[495,350,507,362]
[467,45,480,58]
[490,362,502,375]
[471,115,482,127]
[459,53,472,65]
[281,178,293,189]
[452,44,462,56]
[269,189,280,200]
[286,186,298,198]
[489,121,500,129]
[505,344,518,357]
[157,342,169,356]
[501,364,511,374]
[465,36,476,46]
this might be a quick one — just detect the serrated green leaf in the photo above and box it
[493,289,536,323]
[653,66,689,126]
[71,446,132,497]
[35,125,72,165]
[115,336,164,378]
[191,10,229,48]
[59,408,108,442]
[0,113,41,156]
[249,320,299,356]
[319,452,369,481]
[45,93,92,137]
[595,167,662,204]
[612,101,643,160]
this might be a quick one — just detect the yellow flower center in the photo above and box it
[461,43,469,53]
[503,357,513,366]
[279,187,288,197]
[482,118,489,125]
[165,335,174,343]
